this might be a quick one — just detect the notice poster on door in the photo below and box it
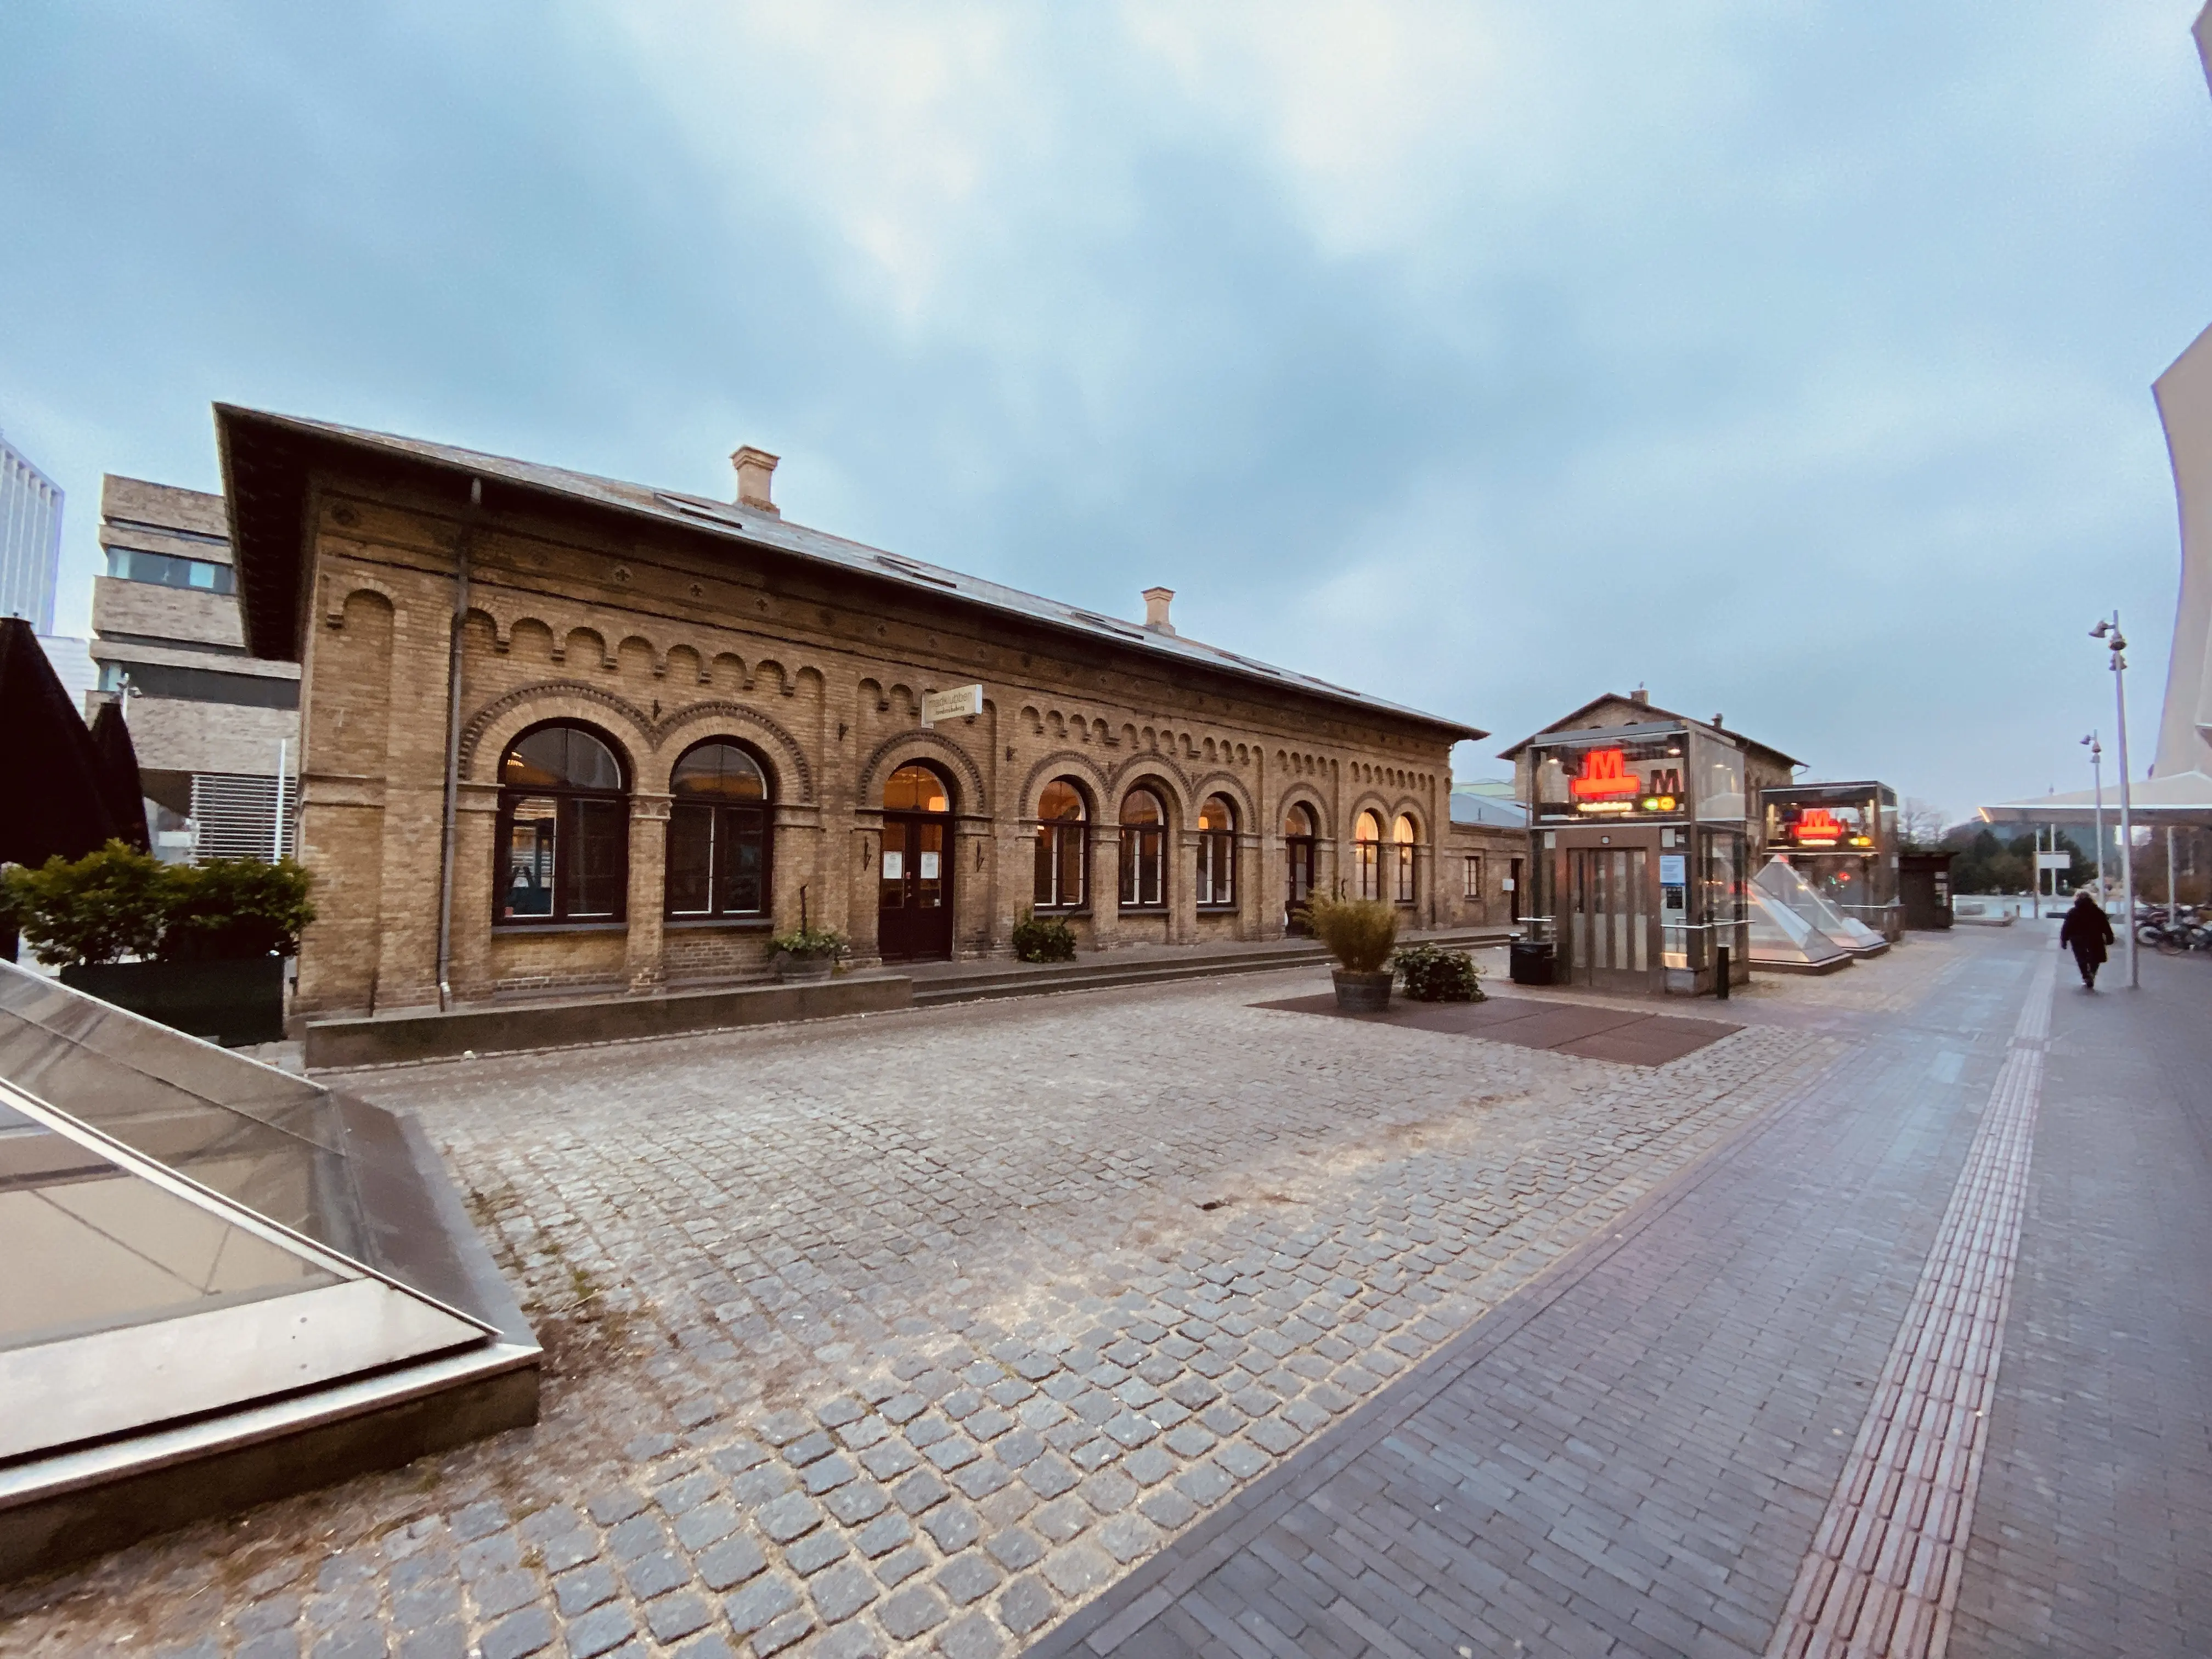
[882,851,903,879]
[1660,854,1687,887]
[919,852,940,879]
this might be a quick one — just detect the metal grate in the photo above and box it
[188,772,300,863]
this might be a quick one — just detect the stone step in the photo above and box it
[911,928,1511,1008]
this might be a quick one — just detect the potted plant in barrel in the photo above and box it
[3,842,314,1046]
[768,890,847,983]
[1301,890,1400,1012]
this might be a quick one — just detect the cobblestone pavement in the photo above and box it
[1026,929,2054,1658]
[0,941,1968,1659]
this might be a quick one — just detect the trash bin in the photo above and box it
[1509,938,1555,986]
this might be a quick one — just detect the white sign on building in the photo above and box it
[921,684,984,727]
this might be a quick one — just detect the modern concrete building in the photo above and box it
[211,407,1485,1018]
[1,430,63,635]
[0,430,93,716]
[1984,4,2212,835]
[90,476,301,861]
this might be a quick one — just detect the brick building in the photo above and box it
[214,409,1486,1017]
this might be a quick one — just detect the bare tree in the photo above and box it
[1898,797,1946,853]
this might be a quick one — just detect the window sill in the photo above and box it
[492,920,628,934]
[1197,904,1238,915]
[1031,907,1091,918]
[665,917,773,931]
[1118,905,1170,916]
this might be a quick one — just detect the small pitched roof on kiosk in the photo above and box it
[213,405,1484,742]
[1495,690,1801,772]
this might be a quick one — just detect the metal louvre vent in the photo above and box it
[189,772,300,862]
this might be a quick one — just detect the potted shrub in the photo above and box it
[769,923,848,983]
[1301,891,1400,1012]
[3,843,314,1046]
[1393,943,1484,1003]
[1011,908,1077,963]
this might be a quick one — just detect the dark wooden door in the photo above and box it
[1284,836,1317,932]
[879,814,953,961]
[1565,848,1656,991]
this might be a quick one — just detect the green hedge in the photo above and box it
[1393,943,1483,1002]
[1012,909,1077,963]
[2,843,315,970]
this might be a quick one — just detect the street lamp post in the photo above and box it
[2081,732,2104,900]
[2090,615,2137,989]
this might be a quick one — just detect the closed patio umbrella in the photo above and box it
[0,617,119,867]
[87,698,150,853]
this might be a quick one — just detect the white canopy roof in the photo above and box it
[1979,770,2212,828]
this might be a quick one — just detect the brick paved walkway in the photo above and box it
[1024,929,2161,1658]
[1947,949,2212,1656]
[0,945,1942,1659]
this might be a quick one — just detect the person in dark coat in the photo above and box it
[2058,889,2116,989]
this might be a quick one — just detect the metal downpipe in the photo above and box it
[435,478,481,1013]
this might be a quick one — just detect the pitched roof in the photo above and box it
[215,406,1484,740]
[1496,691,1800,770]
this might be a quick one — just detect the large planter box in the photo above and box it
[59,957,286,1047]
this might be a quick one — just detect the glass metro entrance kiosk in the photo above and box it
[1522,720,1752,996]
[1760,781,1901,943]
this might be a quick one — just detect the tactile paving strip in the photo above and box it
[1765,950,2057,1659]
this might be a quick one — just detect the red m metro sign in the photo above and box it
[1791,807,1847,844]
[1569,747,1641,800]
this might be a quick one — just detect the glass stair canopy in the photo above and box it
[0,962,518,1474]
[1753,856,1888,956]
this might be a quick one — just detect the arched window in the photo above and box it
[665,740,772,919]
[1034,779,1089,910]
[497,722,628,924]
[1392,812,1419,904]
[1197,795,1237,907]
[1120,788,1166,909]
[1354,810,1385,901]
[884,764,951,812]
[1283,802,1318,917]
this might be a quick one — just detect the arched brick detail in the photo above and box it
[1107,752,1193,820]
[858,727,989,816]
[1187,770,1256,830]
[1387,799,1427,839]
[648,701,815,800]
[1274,782,1331,838]
[1017,751,1112,820]
[459,680,655,780]
[1346,793,1396,839]
[321,575,402,630]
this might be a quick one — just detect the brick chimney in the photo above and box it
[731,446,780,516]
[1142,586,1176,635]
[1630,685,1649,704]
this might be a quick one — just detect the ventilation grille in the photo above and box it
[189,772,300,863]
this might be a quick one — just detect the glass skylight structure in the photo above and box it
[0,961,537,1577]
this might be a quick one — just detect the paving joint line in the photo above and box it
[1764,948,2057,1659]
[1023,1028,1884,1658]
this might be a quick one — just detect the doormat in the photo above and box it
[1254,991,1740,1066]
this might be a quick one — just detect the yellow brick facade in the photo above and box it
[279,464,1474,1017]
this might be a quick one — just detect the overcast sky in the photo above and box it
[5,3,2210,822]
